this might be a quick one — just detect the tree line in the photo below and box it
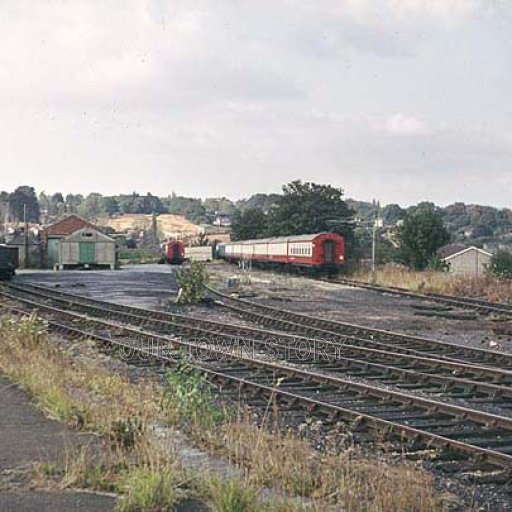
[3,182,512,275]
[0,188,239,224]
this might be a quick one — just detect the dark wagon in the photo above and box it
[0,245,19,280]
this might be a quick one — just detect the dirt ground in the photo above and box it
[15,264,180,310]
[98,213,201,239]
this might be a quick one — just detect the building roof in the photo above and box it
[437,244,467,259]
[45,215,96,237]
[443,245,492,261]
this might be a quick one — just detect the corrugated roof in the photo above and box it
[45,215,96,236]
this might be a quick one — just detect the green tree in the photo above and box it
[0,191,9,223]
[235,193,281,213]
[231,208,268,241]
[267,180,354,238]
[203,197,236,215]
[488,251,512,279]
[65,193,84,214]
[78,193,106,220]
[381,203,405,225]
[397,208,450,269]
[8,186,40,223]
[103,196,120,216]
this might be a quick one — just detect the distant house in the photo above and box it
[213,214,231,227]
[44,215,116,270]
[441,246,492,277]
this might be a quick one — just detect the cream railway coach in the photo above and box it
[217,232,345,273]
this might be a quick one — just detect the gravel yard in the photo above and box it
[209,264,512,353]
[14,262,512,353]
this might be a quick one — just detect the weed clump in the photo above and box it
[176,261,209,304]
[163,361,229,428]
[205,477,262,512]
[117,466,187,512]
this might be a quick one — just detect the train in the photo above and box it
[164,240,186,265]
[217,232,345,274]
[0,245,19,280]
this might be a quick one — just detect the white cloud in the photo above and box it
[339,0,482,22]
[0,0,510,207]
[383,114,431,136]
[388,0,481,21]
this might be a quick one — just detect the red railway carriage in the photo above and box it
[218,232,345,272]
[165,240,185,265]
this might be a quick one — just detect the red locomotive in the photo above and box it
[217,232,345,273]
[165,240,185,265]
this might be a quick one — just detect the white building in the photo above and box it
[443,246,492,277]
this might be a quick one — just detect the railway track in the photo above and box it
[6,282,512,414]
[332,277,512,317]
[206,285,512,370]
[2,283,512,479]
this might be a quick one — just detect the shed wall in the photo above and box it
[446,250,491,277]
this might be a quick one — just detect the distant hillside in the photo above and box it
[347,199,512,247]
[100,213,202,239]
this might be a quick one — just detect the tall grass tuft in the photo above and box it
[355,264,512,303]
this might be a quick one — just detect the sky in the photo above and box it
[1,0,512,207]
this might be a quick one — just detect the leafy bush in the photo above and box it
[488,251,512,279]
[176,261,209,304]
[163,361,227,427]
[426,256,449,272]
[0,312,48,349]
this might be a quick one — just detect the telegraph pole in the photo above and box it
[371,219,377,279]
[370,200,382,282]
[24,203,29,268]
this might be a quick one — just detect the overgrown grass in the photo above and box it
[163,362,445,511]
[1,313,448,511]
[204,477,264,512]
[354,264,512,303]
[0,313,160,436]
[116,466,187,512]
[0,313,297,510]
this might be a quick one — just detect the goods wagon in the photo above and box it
[165,240,186,265]
[0,245,19,280]
[185,245,213,262]
[217,233,345,273]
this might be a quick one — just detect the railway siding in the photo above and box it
[3,283,512,476]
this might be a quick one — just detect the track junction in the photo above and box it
[1,279,512,495]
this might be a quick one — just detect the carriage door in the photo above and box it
[172,244,181,260]
[323,240,336,264]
